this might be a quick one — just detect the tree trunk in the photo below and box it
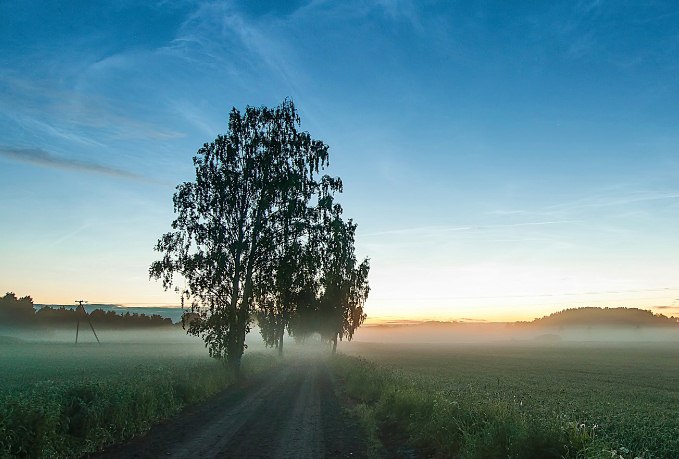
[332,334,338,354]
[227,316,247,381]
[278,325,285,357]
[226,319,240,376]
[227,353,241,381]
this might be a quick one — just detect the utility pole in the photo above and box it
[74,300,100,344]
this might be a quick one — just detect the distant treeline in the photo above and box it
[0,293,174,329]
[520,307,679,328]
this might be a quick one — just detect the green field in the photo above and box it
[336,341,679,459]
[3,335,678,458]
[0,338,276,458]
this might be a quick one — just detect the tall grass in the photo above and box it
[0,343,276,458]
[331,354,618,459]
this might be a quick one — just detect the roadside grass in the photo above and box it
[331,348,675,459]
[351,402,387,458]
[0,342,277,458]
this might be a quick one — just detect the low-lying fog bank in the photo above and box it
[0,326,199,344]
[0,324,275,347]
[4,322,678,349]
[349,322,679,344]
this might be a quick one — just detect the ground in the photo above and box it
[93,358,368,459]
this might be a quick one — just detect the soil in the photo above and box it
[93,359,368,459]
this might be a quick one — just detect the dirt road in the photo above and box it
[95,359,367,458]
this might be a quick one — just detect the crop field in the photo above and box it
[0,338,276,458]
[3,335,677,459]
[335,342,679,459]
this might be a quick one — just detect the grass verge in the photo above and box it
[0,352,276,458]
[330,354,623,459]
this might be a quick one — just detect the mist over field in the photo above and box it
[6,305,679,346]
[3,308,679,458]
[0,326,191,344]
[0,324,274,347]
[348,322,679,345]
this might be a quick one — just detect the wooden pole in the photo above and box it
[74,300,100,344]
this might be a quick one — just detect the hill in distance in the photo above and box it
[522,307,678,328]
[353,307,679,343]
[366,307,678,329]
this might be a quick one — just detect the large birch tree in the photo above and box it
[150,100,330,374]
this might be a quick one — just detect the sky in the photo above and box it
[1,0,679,322]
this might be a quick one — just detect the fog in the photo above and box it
[347,322,679,344]
[0,323,274,350]
[3,321,678,353]
[0,326,195,344]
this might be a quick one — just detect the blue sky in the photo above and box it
[1,0,679,321]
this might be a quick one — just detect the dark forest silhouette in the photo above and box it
[0,292,174,329]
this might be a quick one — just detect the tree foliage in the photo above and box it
[0,292,35,326]
[150,100,356,369]
[260,178,371,353]
[313,193,370,353]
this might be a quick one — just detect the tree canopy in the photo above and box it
[0,293,35,326]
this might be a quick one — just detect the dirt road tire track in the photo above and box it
[93,359,367,459]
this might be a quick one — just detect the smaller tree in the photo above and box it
[255,234,316,355]
[314,195,370,354]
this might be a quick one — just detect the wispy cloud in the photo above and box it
[364,225,472,237]
[0,146,164,184]
[44,222,93,248]
[374,0,423,30]
[364,220,577,238]
[547,190,679,212]
[486,209,530,216]
[157,2,328,130]
[169,3,302,93]
[0,74,185,142]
